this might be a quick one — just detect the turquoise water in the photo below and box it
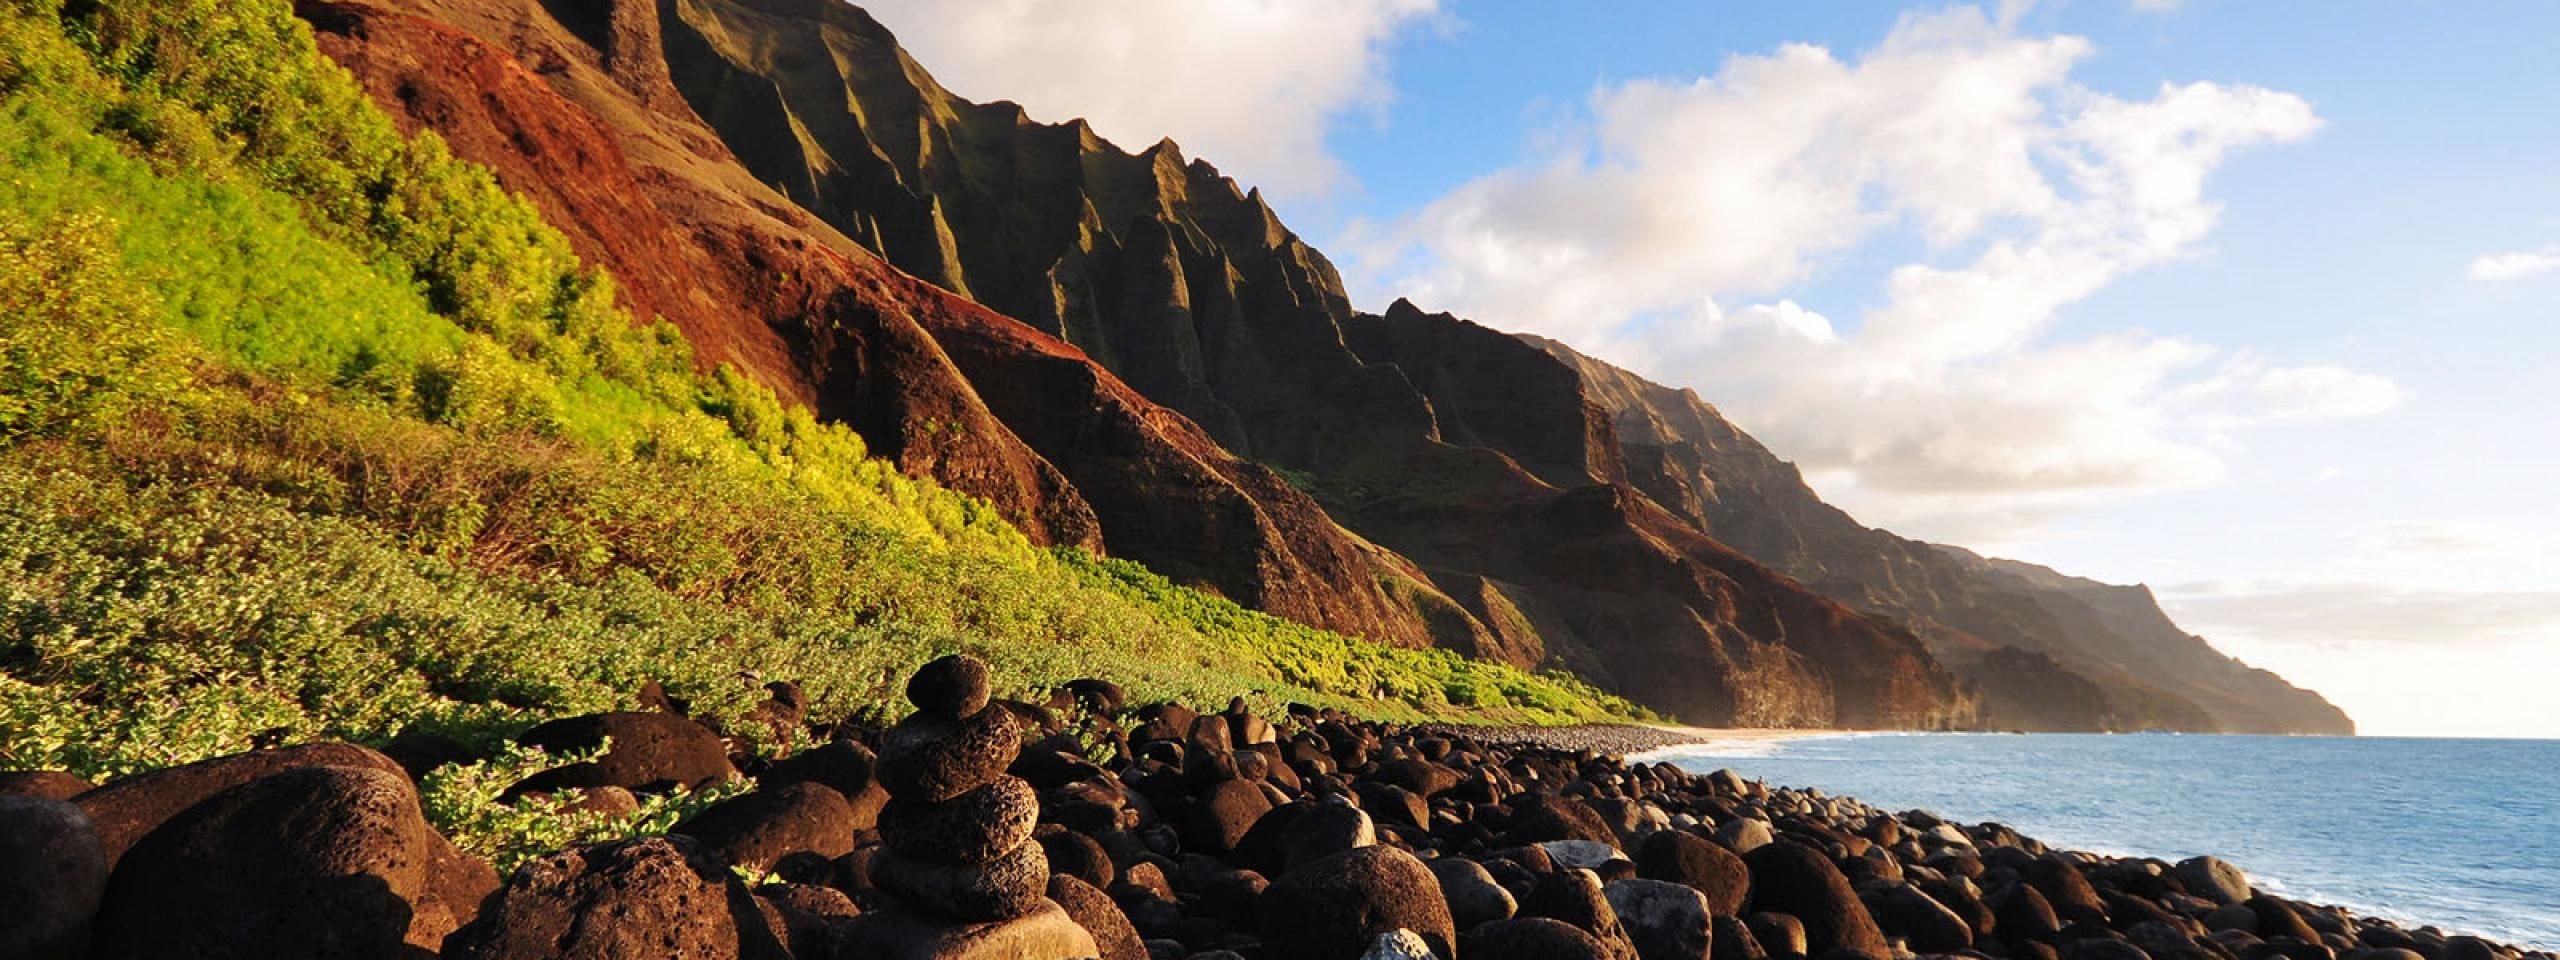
[1644,733,2558,949]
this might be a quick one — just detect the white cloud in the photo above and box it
[852,0,1440,200]
[2162,580,2560,649]
[2467,246,2560,281]
[1350,5,2395,535]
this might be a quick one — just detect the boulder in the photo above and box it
[445,835,787,960]
[73,742,406,865]
[1189,778,1275,855]
[872,838,1053,921]
[1040,828,1117,889]
[510,712,737,797]
[1606,878,1716,960]
[1712,915,1769,960]
[1428,855,1520,930]
[1637,829,1751,916]
[1742,841,1888,959]
[1260,845,1458,960]
[675,780,860,872]
[759,739,890,828]
[0,770,93,800]
[878,707,1023,804]
[94,765,495,958]
[839,900,1102,960]
[1364,928,1443,960]
[1745,912,1806,958]
[1520,869,1640,960]
[1871,883,1972,952]
[1050,873,1147,960]
[1509,792,1622,848]
[1716,818,1774,855]
[1542,839,1624,872]
[1465,917,1621,960]
[2175,857,2253,907]
[880,775,1040,865]
[909,654,995,719]
[0,796,108,960]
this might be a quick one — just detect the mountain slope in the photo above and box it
[295,0,1462,649]
[618,0,1982,727]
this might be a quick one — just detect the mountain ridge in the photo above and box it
[296,0,2347,733]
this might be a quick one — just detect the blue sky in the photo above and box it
[859,0,2559,737]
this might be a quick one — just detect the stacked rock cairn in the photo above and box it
[870,654,1056,925]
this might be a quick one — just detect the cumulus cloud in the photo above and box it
[2161,581,2560,648]
[2467,246,2560,281]
[853,0,1439,199]
[1351,5,2396,534]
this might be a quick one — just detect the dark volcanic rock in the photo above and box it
[94,765,495,959]
[1430,855,1521,929]
[759,739,890,827]
[73,742,406,865]
[878,707,1023,804]
[908,653,994,719]
[1050,873,1148,960]
[1606,878,1717,960]
[1510,792,1623,848]
[0,796,108,960]
[447,835,787,960]
[838,900,1101,960]
[880,775,1040,865]
[872,838,1053,921]
[2176,856,2253,906]
[0,770,93,800]
[1190,777,1276,855]
[1744,841,1888,959]
[511,711,737,797]
[1260,845,1458,960]
[1638,828,1751,916]
[675,780,859,872]
[1467,917,1622,960]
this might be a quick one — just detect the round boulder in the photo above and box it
[872,838,1053,921]
[759,739,889,829]
[1743,841,1888,959]
[447,835,786,960]
[880,775,1039,865]
[1466,917,1620,960]
[1050,873,1147,960]
[675,780,860,873]
[1606,878,1715,960]
[1509,792,1623,849]
[877,707,1021,804]
[511,712,737,797]
[0,796,108,960]
[1638,829,1750,916]
[908,654,993,719]
[73,742,407,865]
[1429,856,1519,930]
[0,770,93,800]
[94,765,495,959]
[1260,845,1459,960]
[2175,856,2253,907]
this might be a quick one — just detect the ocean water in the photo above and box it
[1641,733,2559,949]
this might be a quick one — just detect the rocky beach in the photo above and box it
[2,655,2543,960]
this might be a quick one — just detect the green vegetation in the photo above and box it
[0,0,1639,791]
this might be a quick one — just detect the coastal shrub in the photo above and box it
[418,740,751,873]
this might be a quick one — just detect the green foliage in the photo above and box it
[0,0,1641,794]
[418,739,750,873]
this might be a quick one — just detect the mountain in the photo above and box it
[292,0,2344,732]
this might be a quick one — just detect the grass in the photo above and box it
[0,0,1643,795]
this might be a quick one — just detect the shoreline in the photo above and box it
[1503,722,2555,954]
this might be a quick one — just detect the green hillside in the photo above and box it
[0,0,1640,781]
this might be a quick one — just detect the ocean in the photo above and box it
[1641,733,2559,949]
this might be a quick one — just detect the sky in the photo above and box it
[854,0,2560,739]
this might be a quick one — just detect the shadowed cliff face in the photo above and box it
[295,0,1454,649]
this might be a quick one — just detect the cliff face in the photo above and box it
[295,0,1453,649]
[299,0,2345,732]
